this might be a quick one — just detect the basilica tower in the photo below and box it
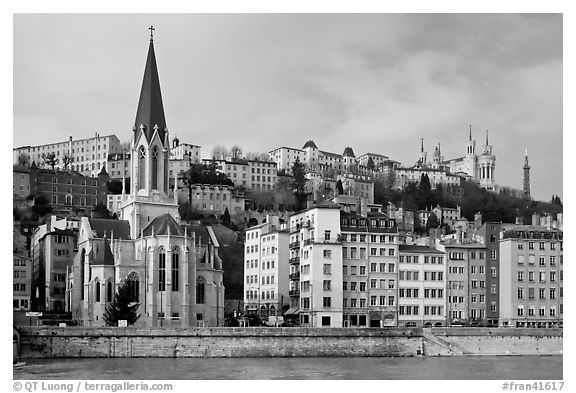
[478,130,496,191]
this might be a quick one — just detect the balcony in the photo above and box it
[289,241,301,249]
[289,290,300,297]
[303,238,313,246]
[289,257,300,265]
[289,272,300,280]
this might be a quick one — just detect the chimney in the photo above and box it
[515,216,522,225]
[532,213,540,226]
[388,203,394,218]
[546,214,552,229]
[456,227,462,245]
[360,197,368,217]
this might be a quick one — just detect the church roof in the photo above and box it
[134,38,167,146]
[91,238,115,266]
[88,218,131,240]
[143,213,185,236]
[303,140,318,149]
[342,147,355,157]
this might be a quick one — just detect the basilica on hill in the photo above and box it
[68,29,224,328]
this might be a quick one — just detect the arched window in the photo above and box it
[80,249,86,300]
[172,247,179,292]
[152,147,159,190]
[138,146,146,189]
[196,276,205,304]
[158,248,166,291]
[127,272,139,303]
[94,279,101,303]
[107,281,113,303]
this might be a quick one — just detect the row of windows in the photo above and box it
[343,264,396,275]
[195,193,229,200]
[343,247,396,259]
[399,271,444,281]
[518,255,559,266]
[517,287,562,299]
[400,255,444,264]
[517,271,562,282]
[518,241,560,251]
[344,279,396,291]
[245,289,276,300]
[39,177,100,186]
[517,305,560,317]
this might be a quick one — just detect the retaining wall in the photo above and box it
[17,327,562,359]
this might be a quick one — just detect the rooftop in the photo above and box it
[399,244,444,254]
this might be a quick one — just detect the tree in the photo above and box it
[221,207,231,226]
[426,212,440,230]
[17,153,30,167]
[103,280,140,326]
[366,157,375,170]
[41,152,58,170]
[419,173,431,192]
[336,179,344,195]
[31,194,53,218]
[212,145,229,160]
[245,152,272,162]
[62,154,73,169]
[230,145,243,161]
[93,202,112,218]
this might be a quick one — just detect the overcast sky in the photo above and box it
[13,14,562,201]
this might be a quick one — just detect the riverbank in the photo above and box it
[16,327,563,359]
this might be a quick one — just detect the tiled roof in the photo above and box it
[88,219,131,240]
[342,147,355,157]
[91,238,114,265]
[399,244,444,254]
[143,213,184,236]
[303,140,318,149]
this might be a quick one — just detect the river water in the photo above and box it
[14,356,562,380]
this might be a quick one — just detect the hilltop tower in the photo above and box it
[343,146,356,171]
[523,148,531,198]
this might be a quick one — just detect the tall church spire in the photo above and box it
[134,27,167,146]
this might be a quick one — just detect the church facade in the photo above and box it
[67,31,224,327]
[441,127,497,191]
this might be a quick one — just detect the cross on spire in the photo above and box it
[149,25,155,41]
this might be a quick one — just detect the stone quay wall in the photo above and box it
[16,327,562,359]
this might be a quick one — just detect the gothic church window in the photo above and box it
[196,276,205,304]
[159,248,166,291]
[127,272,139,303]
[172,247,179,291]
[152,146,159,189]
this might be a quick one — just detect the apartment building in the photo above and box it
[268,147,305,174]
[13,253,32,311]
[474,221,502,326]
[341,213,399,327]
[184,184,246,216]
[30,216,79,312]
[13,165,31,199]
[289,201,343,327]
[107,152,131,179]
[398,245,446,327]
[499,225,563,328]
[14,133,123,178]
[203,158,277,191]
[243,216,290,317]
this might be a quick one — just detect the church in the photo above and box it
[67,29,225,327]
